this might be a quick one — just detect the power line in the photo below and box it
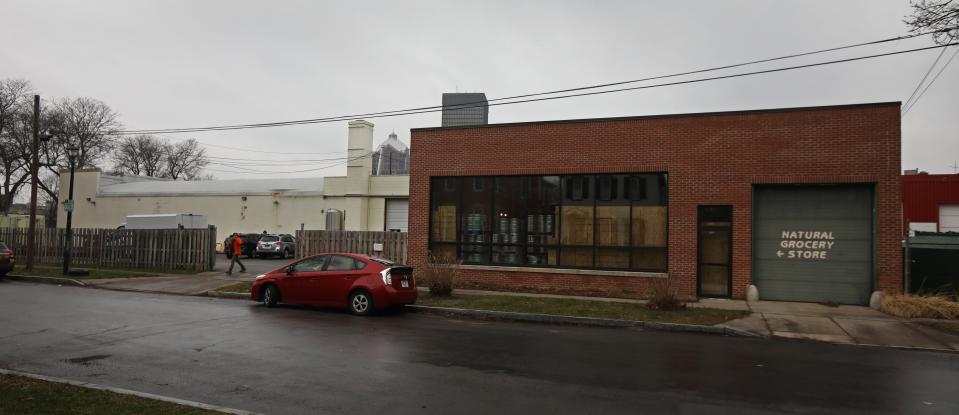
[206,155,351,163]
[903,46,959,116]
[902,44,948,111]
[109,135,348,156]
[207,152,373,174]
[193,140,348,155]
[114,42,959,136]
[112,28,957,135]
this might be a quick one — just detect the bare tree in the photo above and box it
[32,97,120,212]
[161,139,209,180]
[0,79,35,212]
[905,0,959,44]
[112,135,167,177]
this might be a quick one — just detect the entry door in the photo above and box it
[698,206,732,297]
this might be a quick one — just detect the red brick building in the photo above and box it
[409,103,902,304]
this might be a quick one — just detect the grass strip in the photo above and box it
[418,294,748,325]
[215,281,253,293]
[0,374,221,415]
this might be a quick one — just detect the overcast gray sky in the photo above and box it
[2,0,957,178]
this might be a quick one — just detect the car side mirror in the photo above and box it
[286,265,295,275]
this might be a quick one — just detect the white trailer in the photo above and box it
[122,214,209,230]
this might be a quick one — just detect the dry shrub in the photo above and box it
[421,253,461,297]
[880,293,959,320]
[646,278,686,311]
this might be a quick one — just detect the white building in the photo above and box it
[58,120,410,240]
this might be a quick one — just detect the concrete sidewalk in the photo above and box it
[83,272,255,296]
[423,287,959,352]
[723,301,959,352]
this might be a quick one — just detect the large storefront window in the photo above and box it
[429,173,667,272]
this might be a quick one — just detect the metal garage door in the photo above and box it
[753,185,873,304]
[940,205,959,232]
[385,199,409,232]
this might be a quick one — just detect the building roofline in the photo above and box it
[902,173,959,179]
[411,102,901,133]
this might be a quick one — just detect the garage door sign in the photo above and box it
[777,231,835,260]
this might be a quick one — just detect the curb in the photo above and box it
[5,274,86,287]
[206,291,249,299]
[0,368,262,415]
[405,305,761,337]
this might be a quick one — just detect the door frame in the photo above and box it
[697,205,733,298]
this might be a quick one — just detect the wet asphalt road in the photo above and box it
[1,282,958,415]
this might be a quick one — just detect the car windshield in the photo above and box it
[371,258,394,266]
[260,236,280,242]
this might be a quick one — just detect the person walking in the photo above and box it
[227,233,247,275]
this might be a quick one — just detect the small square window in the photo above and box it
[597,176,618,201]
[565,177,590,201]
[625,176,647,201]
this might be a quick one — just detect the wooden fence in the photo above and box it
[295,230,408,263]
[0,227,217,272]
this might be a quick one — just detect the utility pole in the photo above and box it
[26,95,40,271]
[62,147,79,276]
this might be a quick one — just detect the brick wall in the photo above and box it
[408,103,902,300]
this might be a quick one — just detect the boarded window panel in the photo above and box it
[596,206,630,246]
[432,205,457,242]
[632,206,667,247]
[596,248,629,269]
[430,177,459,242]
[429,243,457,261]
[559,247,593,268]
[560,206,594,245]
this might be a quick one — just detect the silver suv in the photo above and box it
[255,234,296,259]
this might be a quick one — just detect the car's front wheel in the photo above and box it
[348,290,374,316]
[262,284,279,307]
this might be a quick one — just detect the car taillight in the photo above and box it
[380,269,392,285]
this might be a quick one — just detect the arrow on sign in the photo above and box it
[776,250,784,258]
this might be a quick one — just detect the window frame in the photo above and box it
[293,255,329,272]
[428,173,668,272]
[326,255,358,271]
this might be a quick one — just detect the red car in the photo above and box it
[0,242,14,278]
[250,253,416,315]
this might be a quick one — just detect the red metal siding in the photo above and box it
[902,174,959,233]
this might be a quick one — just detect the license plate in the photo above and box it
[401,280,409,288]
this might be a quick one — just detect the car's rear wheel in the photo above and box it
[348,290,373,316]
[262,284,279,307]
